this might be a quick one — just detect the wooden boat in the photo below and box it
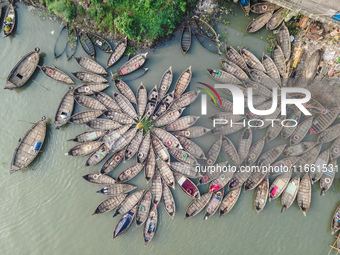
[250,69,280,89]
[137,131,150,164]
[145,147,156,182]
[66,27,78,60]
[136,189,152,227]
[38,66,74,84]
[272,44,287,77]
[117,53,148,76]
[296,144,322,172]
[204,190,224,220]
[180,23,191,55]
[124,130,143,162]
[136,83,147,118]
[170,90,200,110]
[250,3,280,14]
[164,116,199,132]
[247,100,276,120]
[174,173,200,199]
[153,108,184,127]
[266,115,285,142]
[207,68,241,84]
[73,56,107,75]
[74,95,106,110]
[106,127,136,153]
[330,136,340,160]
[244,136,265,166]
[94,92,121,112]
[243,80,273,98]
[240,48,266,72]
[69,110,103,125]
[100,147,125,174]
[297,173,311,216]
[86,119,122,130]
[156,159,175,188]
[290,117,313,145]
[318,124,340,143]
[107,37,127,68]
[170,162,201,178]
[97,183,136,195]
[219,187,241,217]
[74,83,109,95]
[198,161,228,185]
[240,0,250,16]
[162,181,176,218]
[209,97,233,112]
[331,205,340,235]
[114,79,137,104]
[225,45,248,71]
[3,4,15,37]
[54,25,68,58]
[151,127,182,149]
[152,92,175,121]
[10,117,46,174]
[281,108,301,140]
[113,205,137,239]
[5,48,40,89]
[254,175,269,214]
[320,160,336,195]
[262,54,281,84]
[113,189,145,217]
[92,194,127,215]
[65,140,103,157]
[266,8,286,30]
[305,49,323,84]
[113,92,138,119]
[222,136,240,166]
[85,144,110,167]
[270,157,299,176]
[117,163,144,182]
[210,170,235,191]
[144,86,158,120]
[243,169,266,191]
[168,147,198,165]
[73,72,107,84]
[175,135,205,159]
[173,126,210,138]
[143,206,158,245]
[220,59,248,81]
[79,31,95,57]
[277,23,291,61]
[158,67,173,100]
[238,128,252,163]
[87,32,112,52]
[193,32,222,55]
[174,66,192,99]
[54,88,74,129]
[191,16,218,41]
[284,141,317,157]
[281,175,300,212]
[246,11,273,33]
[151,170,162,205]
[258,144,286,166]
[105,111,135,125]
[311,107,340,134]
[310,149,329,184]
[185,192,212,219]
[269,171,292,201]
[82,173,116,185]
[229,168,252,190]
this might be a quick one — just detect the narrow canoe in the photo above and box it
[277,23,291,61]
[162,181,176,218]
[103,125,135,152]
[153,108,184,127]
[305,49,323,84]
[93,91,121,112]
[82,173,116,185]
[144,86,158,120]
[113,92,138,119]
[222,136,240,166]
[114,79,137,104]
[269,171,292,201]
[164,116,199,132]
[136,189,152,227]
[85,144,110,167]
[68,130,107,143]
[92,194,127,215]
[258,144,286,166]
[171,89,200,110]
[272,44,287,77]
[145,147,156,182]
[113,189,145,217]
[151,127,182,149]
[220,59,249,81]
[3,4,15,37]
[262,54,281,84]
[240,0,251,16]
[105,111,135,125]
[250,3,280,14]
[151,170,162,205]
[191,16,218,41]
[173,126,210,138]
[158,67,173,100]
[54,25,68,58]
[297,173,311,216]
[240,48,266,72]
[180,23,191,55]
[86,119,122,130]
[151,135,170,163]
[10,117,46,174]
[249,69,280,89]
[38,66,74,84]
[73,56,107,75]
[175,135,205,159]
[246,11,273,33]
[266,8,286,30]
[79,31,95,57]
[310,149,329,185]
[219,187,241,216]
[152,92,175,120]
[174,66,192,99]
[5,48,40,89]
[204,136,223,166]
[238,128,252,163]
[156,159,175,188]
[54,87,75,129]
[87,32,112,52]
[100,147,125,174]
[74,95,107,110]
[107,37,127,68]
[318,124,340,143]
[143,206,158,245]
[137,131,150,164]
[66,27,78,60]
[244,136,266,166]
[136,83,148,118]
[113,205,137,239]
[72,71,107,83]
[170,162,202,178]
[332,205,340,235]
[290,117,313,145]
[167,147,198,165]
[320,160,336,195]
[204,190,224,220]
[74,83,109,95]
[281,175,300,212]
[65,140,103,157]
[117,163,144,182]
[185,192,212,219]
[311,107,340,134]
[124,130,143,162]
[174,173,200,199]
[68,110,103,124]
[254,175,269,214]
[97,183,136,196]
[225,45,248,71]
[207,68,241,84]
[117,53,148,76]
[284,142,317,157]
[193,32,222,55]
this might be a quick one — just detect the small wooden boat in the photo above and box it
[229,168,252,190]
[151,170,162,205]
[156,158,175,188]
[250,69,280,89]
[66,27,78,60]
[174,173,200,199]
[262,54,281,84]
[94,92,121,112]
[281,108,301,140]
[5,48,40,89]
[243,169,266,191]
[86,119,122,130]
[250,3,280,14]
[170,162,202,178]
[82,173,116,185]
[113,92,138,119]
[100,147,125,174]
[297,173,311,216]
[3,4,15,37]
[113,189,145,217]
[296,144,322,171]
[246,11,273,33]
[168,147,198,165]
[311,107,340,134]
[170,90,200,110]
[219,187,241,217]
[180,23,191,55]
[85,144,110,167]
[209,97,233,112]
[136,189,152,227]
[74,83,109,95]
[54,25,68,58]
[266,115,285,142]
[124,130,143,162]
[270,157,299,176]
[266,8,286,30]
[258,144,286,166]
[97,183,136,196]
[173,126,210,138]
[243,80,273,98]
[281,175,300,212]
[222,136,240,166]
[269,171,292,201]
[332,205,340,235]
[117,163,144,182]
[73,56,107,75]
[175,135,205,159]
[92,194,127,215]
[113,205,137,239]
[74,95,107,110]
[305,49,323,84]
[87,32,112,52]
[38,66,74,84]
[137,131,150,164]
[65,140,103,157]
[162,181,176,218]
[207,68,242,84]
[290,117,313,145]
[68,110,103,124]
[193,32,222,55]
[310,149,329,185]
[72,71,107,83]
[158,67,173,100]
[164,116,199,132]
[320,160,336,195]
[107,37,127,68]
[238,128,252,163]
[102,125,133,151]
[204,136,222,166]
[210,171,235,191]
[240,0,250,16]
[79,31,95,57]
[152,92,175,121]
[272,44,287,77]
[54,88,75,129]
[105,111,135,125]
[144,86,158,120]
[240,48,266,72]
[191,16,218,42]
[136,83,148,118]
[174,66,192,99]
[318,124,340,143]
[114,79,137,104]
[220,59,249,81]
[143,206,158,245]
[117,53,148,76]
[225,45,248,71]
[254,175,269,214]
[10,117,46,174]
[198,161,228,185]
[277,24,291,61]
[145,147,156,182]
[330,136,340,160]
[185,192,212,219]
[151,127,182,149]
[204,190,224,220]
[153,108,184,127]
[244,136,265,166]
[284,141,317,157]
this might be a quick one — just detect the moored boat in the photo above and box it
[220,59,249,81]
[143,206,158,245]
[193,32,222,54]
[246,11,273,33]
[68,110,103,124]
[38,66,74,84]
[297,173,311,216]
[219,187,241,217]
[320,160,336,195]
[82,173,116,185]
[74,83,109,95]
[266,8,286,30]
[73,56,107,75]
[185,192,212,219]
[204,190,224,220]
[97,183,136,195]
[117,53,148,76]
[174,66,192,99]
[269,171,292,201]
[113,205,137,239]
[162,181,176,218]
[87,32,112,52]
[74,95,107,110]
[54,87,75,129]
[3,4,15,37]
[240,0,251,16]
[174,173,200,199]
[136,189,152,227]
[277,23,291,61]
[65,140,103,157]
[72,71,107,83]
[254,175,269,214]
[107,37,127,68]
[180,23,191,55]
[281,175,300,212]
[225,45,248,71]
[79,31,95,57]
[250,3,280,14]
[240,48,266,72]
[92,194,127,215]
[158,67,173,100]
